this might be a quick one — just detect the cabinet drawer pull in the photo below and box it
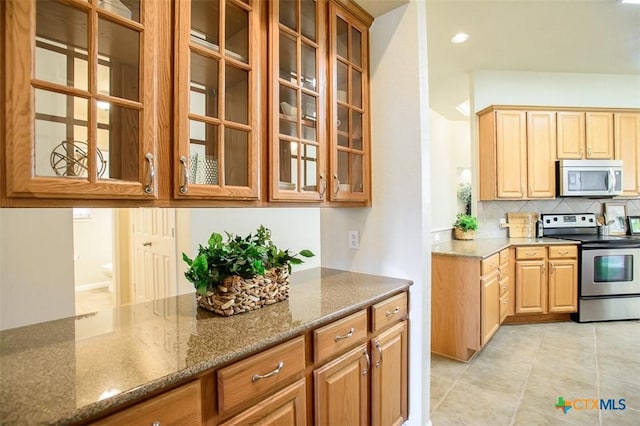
[525,251,536,256]
[179,156,189,194]
[333,175,340,197]
[152,422,160,426]
[362,348,370,376]
[144,153,155,194]
[334,327,354,342]
[558,250,569,255]
[385,307,400,317]
[375,341,383,368]
[251,361,284,382]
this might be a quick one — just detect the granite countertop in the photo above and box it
[0,268,411,425]
[431,237,580,259]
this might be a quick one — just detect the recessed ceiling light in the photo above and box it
[619,0,640,4]
[450,32,470,44]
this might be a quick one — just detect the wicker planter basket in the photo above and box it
[196,267,290,316]
[454,228,475,240]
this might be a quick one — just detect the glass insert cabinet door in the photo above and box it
[174,0,260,199]
[4,0,161,199]
[329,2,370,202]
[269,0,326,201]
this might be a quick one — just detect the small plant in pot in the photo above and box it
[453,213,479,240]
[182,225,314,316]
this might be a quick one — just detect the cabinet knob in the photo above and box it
[142,242,152,247]
[144,153,155,194]
[179,156,189,194]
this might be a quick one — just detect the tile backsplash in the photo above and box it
[476,198,640,238]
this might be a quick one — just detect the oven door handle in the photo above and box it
[582,243,640,250]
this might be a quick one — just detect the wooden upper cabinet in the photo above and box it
[585,112,614,159]
[557,111,614,160]
[269,0,327,202]
[328,1,371,203]
[174,0,260,200]
[556,111,586,159]
[615,113,640,196]
[4,0,168,200]
[496,110,527,198]
[526,111,556,198]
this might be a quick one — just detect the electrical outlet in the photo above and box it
[349,230,360,249]
[434,233,441,241]
[499,218,506,224]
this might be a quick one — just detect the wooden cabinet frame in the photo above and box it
[4,0,169,200]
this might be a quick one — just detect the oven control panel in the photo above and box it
[541,213,597,229]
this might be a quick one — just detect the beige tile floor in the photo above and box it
[75,288,114,316]
[431,320,640,425]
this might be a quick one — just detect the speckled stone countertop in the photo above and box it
[0,268,411,425]
[431,237,580,259]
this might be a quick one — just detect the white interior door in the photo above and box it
[132,208,177,304]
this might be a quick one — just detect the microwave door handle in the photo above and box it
[608,168,615,194]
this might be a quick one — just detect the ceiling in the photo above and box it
[357,0,640,121]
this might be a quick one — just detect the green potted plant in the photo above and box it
[453,213,479,240]
[182,225,314,316]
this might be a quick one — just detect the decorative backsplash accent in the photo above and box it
[477,199,640,238]
[429,198,640,243]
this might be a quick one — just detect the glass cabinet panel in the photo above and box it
[330,3,370,202]
[176,0,258,198]
[2,0,157,200]
[270,0,323,201]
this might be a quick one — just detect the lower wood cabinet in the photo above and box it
[314,343,370,426]
[371,320,408,426]
[220,379,307,426]
[432,250,507,361]
[92,380,201,426]
[90,291,409,425]
[515,245,577,316]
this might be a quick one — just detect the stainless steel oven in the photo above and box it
[581,246,640,296]
[542,213,640,322]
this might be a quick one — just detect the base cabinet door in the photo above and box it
[314,343,369,426]
[220,379,306,426]
[515,260,546,314]
[371,321,408,426]
[548,259,578,313]
[481,271,500,345]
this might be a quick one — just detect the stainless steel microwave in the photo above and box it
[557,159,623,197]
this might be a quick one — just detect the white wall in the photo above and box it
[73,208,113,287]
[188,208,322,272]
[321,1,431,424]
[0,209,75,330]
[473,70,640,111]
[429,109,471,232]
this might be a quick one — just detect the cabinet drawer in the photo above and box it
[92,380,201,425]
[548,245,577,259]
[314,309,368,364]
[516,246,546,260]
[218,336,305,415]
[482,253,500,275]
[371,292,408,333]
[499,248,509,266]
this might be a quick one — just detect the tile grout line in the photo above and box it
[594,324,603,426]
[508,329,545,426]
[430,358,473,414]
